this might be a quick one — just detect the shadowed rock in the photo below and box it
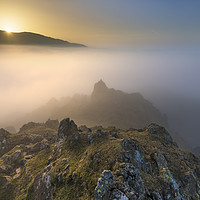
[58,118,78,139]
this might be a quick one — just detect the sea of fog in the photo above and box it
[0,45,200,146]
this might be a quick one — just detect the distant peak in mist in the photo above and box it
[93,79,108,91]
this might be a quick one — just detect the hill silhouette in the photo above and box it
[0,30,86,47]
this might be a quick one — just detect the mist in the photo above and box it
[0,45,200,147]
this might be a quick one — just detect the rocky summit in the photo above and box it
[0,118,199,200]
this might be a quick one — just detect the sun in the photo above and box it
[4,28,12,33]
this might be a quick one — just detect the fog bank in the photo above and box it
[0,45,200,146]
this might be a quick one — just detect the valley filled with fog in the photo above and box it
[0,45,200,148]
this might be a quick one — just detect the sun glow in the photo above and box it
[2,26,16,33]
[1,19,20,33]
[4,28,12,33]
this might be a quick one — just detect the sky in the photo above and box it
[0,0,200,46]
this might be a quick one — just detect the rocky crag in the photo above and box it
[0,118,199,200]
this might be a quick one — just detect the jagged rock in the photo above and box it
[79,125,91,132]
[45,119,59,130]
[97,129,106,137]
[28,165,53,200]
[88,134,94,145]
[155,152,168,169]
[156,152,185,199]
[110,189,128,200]
[121,138,142,152]
[58,118,78,139]
[95,170,116,200]
[121,139,152,174]
[119,163,145,199]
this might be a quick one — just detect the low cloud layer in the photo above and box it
[0,45,199,146]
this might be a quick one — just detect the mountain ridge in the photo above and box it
[14,80,167,130]
[0,118,199,199]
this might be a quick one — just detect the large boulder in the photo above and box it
[58,118,78,139]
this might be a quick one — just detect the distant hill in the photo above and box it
[0,30,86,47]
[17,80,168,130]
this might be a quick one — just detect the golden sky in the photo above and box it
[0,0,200,47]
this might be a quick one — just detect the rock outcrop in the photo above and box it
[0,119,199,200]
[58,118,78,139]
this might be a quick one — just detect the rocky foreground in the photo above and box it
[0,118,200,200]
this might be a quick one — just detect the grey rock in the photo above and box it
[88,134,94,145]
[152,192,163,200]
[110,189,128,200]
[155,152,168,170]
[121,139,152,174]
[120,164,145,199]
[95,170,116,200]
